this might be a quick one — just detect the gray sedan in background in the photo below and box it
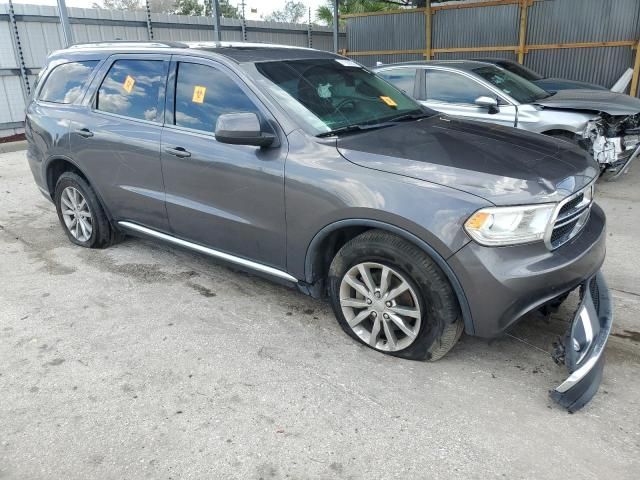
[375,60,640,178]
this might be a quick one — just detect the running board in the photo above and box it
[118,221,298,283]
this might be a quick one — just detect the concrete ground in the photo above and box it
[0,149,638,479]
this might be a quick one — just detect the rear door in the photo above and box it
[421,68,517,127]
[69,54,170,230]
[160,56,287,269]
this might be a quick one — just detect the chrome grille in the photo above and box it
[546,183,595,250]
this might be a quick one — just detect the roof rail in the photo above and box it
[69,40,188,49]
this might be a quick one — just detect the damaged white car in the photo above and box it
[375,60,640,178]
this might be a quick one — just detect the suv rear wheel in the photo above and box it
[328,230,463,361]
[54,172,119,249]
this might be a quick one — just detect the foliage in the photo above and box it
[263,1,307,24]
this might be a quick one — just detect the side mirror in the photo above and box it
[215,112,275,147]
[474,96,500,114]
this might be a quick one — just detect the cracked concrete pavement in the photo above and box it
[0,149,638,479]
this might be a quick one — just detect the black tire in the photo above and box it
[328,229,463,361]
[54,172,120,249]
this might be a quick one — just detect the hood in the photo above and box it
[534,89,640,115]
[533,78,608,92]
[336,115,598,204]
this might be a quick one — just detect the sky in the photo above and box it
[4,0,330,22]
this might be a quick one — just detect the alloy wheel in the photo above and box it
[60,186,93,242]
[339,262,422,352]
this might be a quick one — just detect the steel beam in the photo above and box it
[56,0,73,47]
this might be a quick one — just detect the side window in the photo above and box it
[377,68,417,95]
[96,59,167,122]
[174,62,260,133]
[38,61,99,104]
[425,70,495,104]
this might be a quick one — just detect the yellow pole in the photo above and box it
[517,0,529,64]
[425,1,432,60]
[631,41,640,97]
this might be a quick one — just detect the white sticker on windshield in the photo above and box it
[317,83,332,98]
[336,59,360,68]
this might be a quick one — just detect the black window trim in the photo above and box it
[163,54,281,143]
[35,59,103,106]
[423,66,515,107]
[88,53,171,127]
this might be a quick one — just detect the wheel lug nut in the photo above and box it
[385,301,392,307]
[371,311,377,318]
[366,298,372,305]
[383,313,389,319]
[374,292,381,299]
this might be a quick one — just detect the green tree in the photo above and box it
[316,0,461,26]
[175,0,240,17]
[93,0,142,11]
[263,1,307,23]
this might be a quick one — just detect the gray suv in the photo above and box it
[26,41,612,412]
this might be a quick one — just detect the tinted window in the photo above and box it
[473,66,550,103]
[378,68,417,95]
[39,61,98,104]
[174,62,259,133]
[425,69,495,104]
[496,61,542,81]
[96,59,167,122]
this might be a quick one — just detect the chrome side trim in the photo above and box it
[118,221,298,283]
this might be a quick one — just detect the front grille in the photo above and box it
[547,183,594,250]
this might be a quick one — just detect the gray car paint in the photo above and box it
[533,77,608,92]
[25,43,606,341]
[534,89,640,116]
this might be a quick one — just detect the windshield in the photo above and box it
[473,65,551,104]
[250,59,427,135]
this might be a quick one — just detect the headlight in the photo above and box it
[464,204,555,246]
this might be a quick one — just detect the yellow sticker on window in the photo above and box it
[123,75,135,94]
[192,85,207,104]
[380,96,398,107]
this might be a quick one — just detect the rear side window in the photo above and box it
[96,59,167,122]
[378,68,417,95]
[38,61,99,104]
[173,62,259,133]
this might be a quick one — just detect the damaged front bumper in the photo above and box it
[550,271,613,412]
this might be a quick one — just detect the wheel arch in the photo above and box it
[43,155,115,222]
[303,219,475,335]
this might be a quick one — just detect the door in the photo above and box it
[421,68,517,128]
[160,57,287,269]
[69,54,170,230]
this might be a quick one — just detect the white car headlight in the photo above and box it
[464,204,556,246]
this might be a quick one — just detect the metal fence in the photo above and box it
[0,2,346,137]
[345,0,640,97]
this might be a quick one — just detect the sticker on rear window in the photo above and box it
[122,75,135,94]
[192,85,207,104]
[380,96,398,107]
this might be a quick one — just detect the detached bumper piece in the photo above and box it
[551,272,613,412]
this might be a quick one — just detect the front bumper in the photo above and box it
[550,272,613,412]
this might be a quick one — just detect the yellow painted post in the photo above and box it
[425,1,432,60]
[517,0,529,64]
[631,41,640,98]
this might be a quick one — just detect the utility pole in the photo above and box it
[333,0,339,53]
[57,0,74,47]
[211,0,222,43]
[240,0,247,42]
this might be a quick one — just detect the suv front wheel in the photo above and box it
[328,230,463,361]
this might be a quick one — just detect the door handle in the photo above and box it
[165,146,191,158]
[76,128,94,138]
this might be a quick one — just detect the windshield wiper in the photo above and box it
[316,122,394,138]
[385,112,430,123]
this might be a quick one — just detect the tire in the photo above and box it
[328,229,463,361]
[54,172,120,249]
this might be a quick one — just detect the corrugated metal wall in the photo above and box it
[346,0,640,96]
[0,3,346,137]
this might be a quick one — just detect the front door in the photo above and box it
[69,54,170,230]
[421,68,517,128]
[160,56,287,269]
